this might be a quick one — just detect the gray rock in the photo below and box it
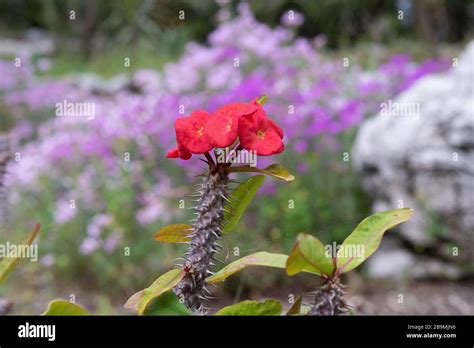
[366,242,463,280]
[366,246,415,278]
[410,259,463,280]
[352,41,474,265]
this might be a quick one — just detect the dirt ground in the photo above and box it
[211,274,474,315]
[347,279,474,315]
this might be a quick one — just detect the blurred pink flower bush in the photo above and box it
[1,3,449,283]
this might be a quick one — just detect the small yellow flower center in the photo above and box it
[257,130,266,139]
[196,126,204,136]
[225,121,232,132]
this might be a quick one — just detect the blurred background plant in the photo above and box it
[0,0,472,314]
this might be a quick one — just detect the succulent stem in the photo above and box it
[309,277,348,316]
[174,167,229,313]
[0,133,11,224]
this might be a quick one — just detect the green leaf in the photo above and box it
[124,290,143,311]
[215,299,282,316]
[261,164,295,182]
[222,175,265,234]
[154,224,193,243]
[286,295,303,315]
[336,208,414,274]
[206,252,288,284]
[142,291,193,316]
[0,223,40,284]
[226,164,295,182]
[126,269,185,315]
[42,300,90,316]
[286,233,332,276]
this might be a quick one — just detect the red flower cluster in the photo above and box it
[167,99,284,159]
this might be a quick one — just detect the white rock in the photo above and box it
[352,41,474,263]
[366,248,415,278]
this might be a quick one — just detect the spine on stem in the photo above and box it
[174,168,229,313]
[309,277,348,316]
[0,133,11,224]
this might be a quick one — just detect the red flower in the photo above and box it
[175,110,213,154]
[268,118,284,138]
[166,97,286,160]
[238,106,284,156]
[166,147,191,160]
[205,102,257,148]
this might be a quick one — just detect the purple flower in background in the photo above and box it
[79,237,100,255]
[258,181,277,196]
[54,200,77,224]
[357,80,383,96]
[0,58,33,90]
[41,254,55,267]
[2,3,452,240]
[337,100,363,131]
[296,162,309,173]
[104,233,120,253]
[37,57,51,71]
[134,178,176,226]
[87,214,113,237]
[399,58,451,91]
[293,139,308,153]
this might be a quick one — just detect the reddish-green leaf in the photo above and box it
[226,164,295,182]
[206,251,287,284]
[286,295,303,316]
[336,208,414,273]
[42,300,90,316]
[154,224,193,243]
[125,269,185,315]
[0,223,40,283]
[215,299,282,316]
[222,175,265,234]
[286,233,333,276]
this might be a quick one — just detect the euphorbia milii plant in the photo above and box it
[125,95,294,315]
[206,208,414,316]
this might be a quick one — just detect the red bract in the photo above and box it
[166,146,192,160]
[205,102,257,148]
[268,118,284,138]
[238,107,284,156]
[175,110,213,154]
[166,98,285,160]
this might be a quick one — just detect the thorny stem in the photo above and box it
[308,276,348,316]
[204,152,215,170]
[0,133,11,224]
[173,165,229,313]
[308,258,349,316]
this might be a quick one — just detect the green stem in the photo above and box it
[224,165,262,174]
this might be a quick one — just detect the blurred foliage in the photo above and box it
[43,36,187,77]
[249,132,372,252]
[0,0,215,57]
[1,0,473,57]
[251,0,474,47]
[0,105,15,132]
